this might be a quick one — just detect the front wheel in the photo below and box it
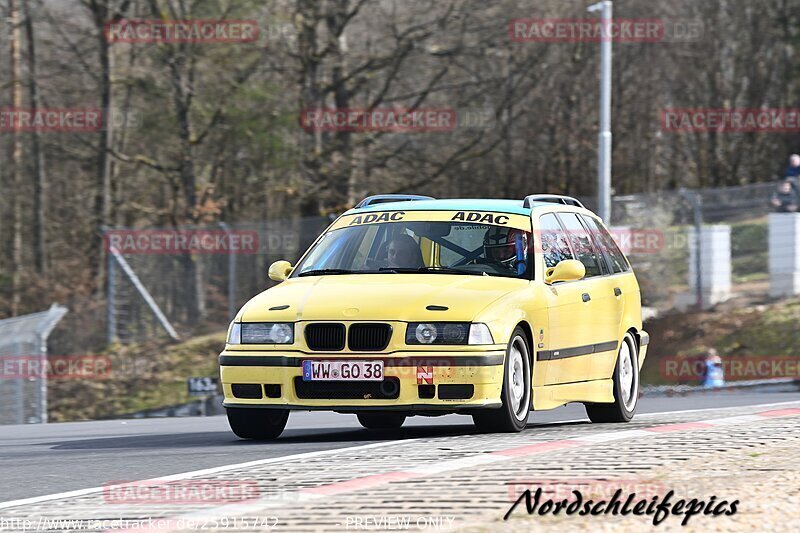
[226,407,289,440]
[356,411,406,429]
[585,332,639,423]
[473,326,531,433]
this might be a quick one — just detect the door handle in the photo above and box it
[614,287,622,296]
[582,293,591,302]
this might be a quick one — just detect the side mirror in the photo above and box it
[268,260,293,282]
[545,259,586,284]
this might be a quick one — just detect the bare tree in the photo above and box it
[23,0,46,275]
[84,0,129,293]
[8,0,23,315]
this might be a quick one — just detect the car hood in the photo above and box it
[238,274,526,323]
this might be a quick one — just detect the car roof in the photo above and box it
[344,198,568,216]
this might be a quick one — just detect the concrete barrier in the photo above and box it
[769,213,800,298]
[686,225,731,309]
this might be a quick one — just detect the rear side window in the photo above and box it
[556,213,604,278]
[538,213,574,268]
[581,215,630,273]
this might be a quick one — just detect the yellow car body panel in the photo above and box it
[233,275,528,326]
[219,200,648,414]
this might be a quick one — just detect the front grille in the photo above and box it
[348,323,392,351]
[294,377,400,400]
[305,323,345,351]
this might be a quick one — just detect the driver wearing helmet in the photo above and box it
[482,226,528,274]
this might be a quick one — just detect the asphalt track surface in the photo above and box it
[2,390,799,503]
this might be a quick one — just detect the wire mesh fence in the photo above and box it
[0,305,68,425]
[582,183,776,309]
[105,217,330,344]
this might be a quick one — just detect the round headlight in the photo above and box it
[269,323,293,343]
[415,323,438,344]
[442,324,466,343]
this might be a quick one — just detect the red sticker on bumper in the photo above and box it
[416,366,434,384]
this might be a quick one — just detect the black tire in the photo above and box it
[356,411,406,429]
[585,332,640,423]
[473,326,532,433]
[226,407,289,440]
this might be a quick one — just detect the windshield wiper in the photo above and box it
[297,268,355,277]
[379,266,484,276]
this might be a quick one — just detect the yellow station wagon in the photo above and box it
[219,194,649,439]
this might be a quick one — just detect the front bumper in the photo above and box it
[219,350,505,412]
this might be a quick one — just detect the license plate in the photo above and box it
[302,360,384,381]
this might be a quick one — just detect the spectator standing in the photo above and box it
[702,348,725,388]
[771,179,800,212]
[785,154,800,180]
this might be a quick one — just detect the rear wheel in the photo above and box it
[585,332,639,423]
[473,326,531,433]
[226,408,289,440]
[356,411,406,429]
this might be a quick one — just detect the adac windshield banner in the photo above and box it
[331,210,532,232]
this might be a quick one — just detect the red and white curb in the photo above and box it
[116,406,800,531]
[302,407,800,497]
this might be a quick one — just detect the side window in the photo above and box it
[538,213,574,269]
[581,215,630,273]
[576,215,610,275]
[556,213,604,278]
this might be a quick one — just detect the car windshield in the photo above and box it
[293,219,532,279]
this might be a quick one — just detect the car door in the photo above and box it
[555,212,618,382]
[537,212,598,385]
[581,214,636,380]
